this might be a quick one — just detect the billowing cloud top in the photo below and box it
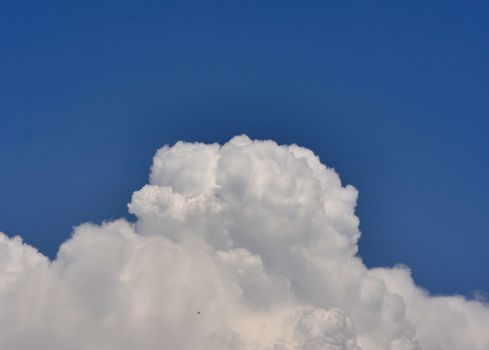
[1,135,488,350]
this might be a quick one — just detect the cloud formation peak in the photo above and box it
[1,135,488,350]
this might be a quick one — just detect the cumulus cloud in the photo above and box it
[1,135,488,350]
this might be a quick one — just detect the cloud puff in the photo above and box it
[1,135,488,350]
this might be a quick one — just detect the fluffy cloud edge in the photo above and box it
[1,135,488,350]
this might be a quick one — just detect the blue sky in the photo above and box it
[1,0,488,297]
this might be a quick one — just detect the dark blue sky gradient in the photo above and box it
[1,1,488,296]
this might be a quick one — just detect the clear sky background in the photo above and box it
[1,1,488,297]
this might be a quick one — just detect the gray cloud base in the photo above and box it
[1,135,488,350]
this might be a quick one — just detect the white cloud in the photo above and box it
[1,135,488,350]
